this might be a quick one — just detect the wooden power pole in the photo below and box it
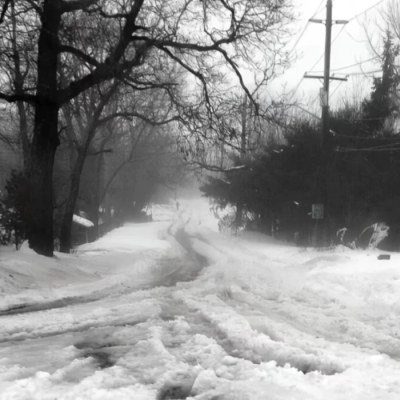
[241,94,248,157]
[305,0,347,244]
[235,94,248,229]
[306,0,347,149]
[321,0,333,150]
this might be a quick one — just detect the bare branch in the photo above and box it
[156,45,211,106]
[0,91,37,104]
[217,47,259,112]
[59,0,99,14]
[190,160,247,173]
[97,111,181,126]
[86,148,113,156]
[0,0,11,24]
[153,36,242,52]
[57,0,149,105]
[83,5,129,19]
[25,0,43,14]
[58,45,101,67]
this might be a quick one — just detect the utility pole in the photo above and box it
[236,94,248,229]
[321,0,333,150]
[305,0,347,245]
[241,94,248,157]
[306,0,347,148]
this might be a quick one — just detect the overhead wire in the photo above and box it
[314,56,380,73]
[290,23,347,102]
[304,79,346,116]
[336,133,400,153]
[306,0,388,75]
[288,0,326,56]
[291,23,349,101]
[334,131,399,138]
[329,69,382,77]
[355,141,400,150]
[345,29,366,43]
[329,80,345,99]
[288,0,331,100]
[335,116,386,122]
[290,0,388,110]
[310,92,320,107]
[348,0,388,22]
[337,146,400,152]
[308,23,348,73]
[345,69,382,76]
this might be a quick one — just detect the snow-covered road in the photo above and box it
[1,199,400,399]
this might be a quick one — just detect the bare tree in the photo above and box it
[0,0,294,256]
[383,1,400,113]
[102,123,184,221]
[0,0,35,163]
[58,80,120,252]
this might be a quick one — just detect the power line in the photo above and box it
[345,69,382,76]
[314,56,380,73]
[325,69,382,76]
[288,26,311,57]
[335,116,386,121]
[315,0,327,16]
[337,146,400,152]
[288,0,326,56]
[290,77,306,100]
[293,104,321,120]
[290,25,347,108]
[308,24,347,73]
[329,80,345,99]
[308,0,388,75]
[358,141,400,150]
[345,29,367,44]
[334,132,400,139]
[289,0,386,102]
[348,0,388,22]
[288,0,333,99]
[310,92,320,107]
[335,136,400,153]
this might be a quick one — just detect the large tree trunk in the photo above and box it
[26,4,61,256]
[27,103,59,256]
[59,152,87,253]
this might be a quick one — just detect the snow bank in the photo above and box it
[0,221,181,312]
[73,214,94,228]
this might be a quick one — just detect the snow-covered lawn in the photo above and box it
[1,198,400,399]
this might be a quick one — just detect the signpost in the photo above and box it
[312,204,324,247]
[319,88,328,107]
[312,204,324,220]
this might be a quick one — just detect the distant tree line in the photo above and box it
[201,32,400,250]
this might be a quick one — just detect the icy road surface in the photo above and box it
[1,199,400,399]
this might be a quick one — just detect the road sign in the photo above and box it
[312,204,324,219]
[319,88,328,107]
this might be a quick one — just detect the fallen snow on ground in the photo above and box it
[1,198,400,399]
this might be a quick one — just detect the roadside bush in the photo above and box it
[0,170,30,249]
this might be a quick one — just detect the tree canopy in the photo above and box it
[0,0,294,255]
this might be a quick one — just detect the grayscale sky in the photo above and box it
[272,0,388,112]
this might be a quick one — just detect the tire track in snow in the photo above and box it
[0,224,207,317]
